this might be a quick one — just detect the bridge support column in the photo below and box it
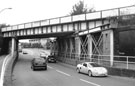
[64,39,68,58]
[102,29,114,66]
[75,36,81,60]
[11,38,17,55]
[110,30,114,67]
[87,34,92,61]
[57,38,65,61]
[54,41,58,56]
[51,40,58,56]
[69,38,75,59]
[69,39,72,59]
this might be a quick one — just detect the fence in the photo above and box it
[55,52,135,70]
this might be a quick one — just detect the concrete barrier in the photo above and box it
[0,54,11,86]
[1,51,18,86]
[106,67,135,78]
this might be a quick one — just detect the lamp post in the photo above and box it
[0,8,12,14]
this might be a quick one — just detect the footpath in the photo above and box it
[0,55,6,78]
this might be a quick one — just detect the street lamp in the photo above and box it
[0,8,12,14]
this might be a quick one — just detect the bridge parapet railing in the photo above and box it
[2,5,135,32]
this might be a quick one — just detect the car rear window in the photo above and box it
[35,58,45,62]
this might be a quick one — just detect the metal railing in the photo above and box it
[55,51,135,70]
[2,5,135,32]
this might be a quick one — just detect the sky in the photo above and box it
[0,0,134,25]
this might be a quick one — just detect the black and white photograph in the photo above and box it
[0,0,135,86]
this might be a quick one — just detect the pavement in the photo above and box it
[0,55,6,78]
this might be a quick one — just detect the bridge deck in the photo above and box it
[2,5,135,33]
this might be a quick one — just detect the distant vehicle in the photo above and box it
[22,50,27,54]
[48,55,56,63]
[18,45,22,52]
[76,62,108,77]
[31,58,47,71]
[40,52,47,57]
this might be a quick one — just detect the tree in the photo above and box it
[70,0,95,15]
[0,24,9,30]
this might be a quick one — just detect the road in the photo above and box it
[12,48,135,86]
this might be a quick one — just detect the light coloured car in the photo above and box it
[76,62,108,77]
[40,52,48,58]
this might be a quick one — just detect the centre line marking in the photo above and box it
[47,66,53,69]
[56,70,71,77]
[80,79,101,86]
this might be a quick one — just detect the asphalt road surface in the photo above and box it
[12,48,135,86]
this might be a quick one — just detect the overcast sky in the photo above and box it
[0,0,134,25]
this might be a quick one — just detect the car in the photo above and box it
[22,50,27,54]
[40,52,48,58]
[48,55,56,63]
[76,62,108,77]
[31,58,47,71]
[18,45,22,52]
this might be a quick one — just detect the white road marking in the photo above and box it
[80,79,101,86]
[47,66,53,69]
[56,70,71,77]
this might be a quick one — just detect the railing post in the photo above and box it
[126,56,128,69]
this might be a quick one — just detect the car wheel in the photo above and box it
[88,70,92,77]
[76,68,80,73]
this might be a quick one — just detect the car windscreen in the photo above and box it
[90,63,100,67]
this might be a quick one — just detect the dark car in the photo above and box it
[31,58,47,71]
[48,55,56,63]
[22,50,27,54]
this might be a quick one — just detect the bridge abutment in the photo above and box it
[102,29,114,66]
[0,38,11,55]
[0,37,18,58]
